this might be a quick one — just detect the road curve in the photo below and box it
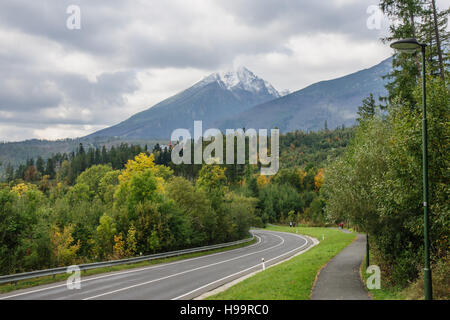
[0,229,313,300]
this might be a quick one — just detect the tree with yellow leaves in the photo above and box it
[196,164,227,192]
[113,233,126,259]
[50,224,80,267]
[119,153,156,183]
[11,183,37,196]
[126,225,137,257]
[256,174,270,188]
[114,153,168,213]
[314,168,325,191]
[298,168,307,189]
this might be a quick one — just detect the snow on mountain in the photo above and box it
[195,66,280,98]
[217,57,393,133]
[89,66,281,139]
[88,58,392,140]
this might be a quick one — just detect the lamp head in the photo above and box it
[390,38,423,54]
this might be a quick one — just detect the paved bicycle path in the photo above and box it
[311,232,371,300]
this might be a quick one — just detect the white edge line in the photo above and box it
[82,233,285,300]
[193,234,320,300]
[171,232,310,300]
[0,234,262,300]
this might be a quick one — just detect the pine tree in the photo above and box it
[94,148,101,165]
[45,158,56,179]
[380,0,449,105]
[101,145,108,164]
[357,94,379,122]
[36,156,45,174]
[419,1,449,80]
[380,0,424,106]
[5,163,14,182]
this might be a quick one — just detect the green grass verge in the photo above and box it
[360,250,405,300]
[207,225,355,300]
[0,237,257,294]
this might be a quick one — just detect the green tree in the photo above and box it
[50,224,80,267]
[357,93,379,122]
[126,225,137,256]
[76,164,113,196]
[95,214,117,260]
[323,76,449,287]
[167,176,216,245]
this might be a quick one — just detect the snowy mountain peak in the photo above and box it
[218,66,254,90]
[196,67,280,98]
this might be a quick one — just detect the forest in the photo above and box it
[0,128,351,275]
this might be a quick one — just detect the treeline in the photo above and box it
[0,153,257,275]
[0,127,348,275]
[323,0,449,298]
[3,143,149,184]
[279,126,354,169]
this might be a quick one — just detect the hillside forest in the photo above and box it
[0,128,351,275]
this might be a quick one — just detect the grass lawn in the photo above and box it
[360,249,405,300]
[0,237,257,294]
[207,225,355,300]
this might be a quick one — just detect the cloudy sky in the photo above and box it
[0,0,448,141]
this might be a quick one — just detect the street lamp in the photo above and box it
[390,38,432,300]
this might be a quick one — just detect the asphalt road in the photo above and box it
[0,229,312,300]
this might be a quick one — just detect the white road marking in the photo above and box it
[171,233,309,300]
[82,233,285,300]
[0,234,263,300]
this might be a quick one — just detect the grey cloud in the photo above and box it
[0,49,139,124]
[0,55,63,111]
[0,47,138,112]
[127,32,289,69]
[218,0,379,40]
[0,0,131,56]
[0,0,377,70]
[0,0,389,141]
[56,70,139,108]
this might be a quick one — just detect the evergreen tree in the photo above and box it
[380,0,449,104]
[45,158,56,179]
[357,94,378,122]
[94,148,101,165]
[5,163,14,182]
[101,145,108,164]
[36,156,45,174]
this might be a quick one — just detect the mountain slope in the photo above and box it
[89,67,280,139]
[216,57,392,132]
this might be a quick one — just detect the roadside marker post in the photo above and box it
[262,258,265,270]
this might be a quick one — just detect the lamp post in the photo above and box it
[390,38,432,300]
[366,233,370,268]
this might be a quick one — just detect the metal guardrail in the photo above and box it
[0,235,255,285]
